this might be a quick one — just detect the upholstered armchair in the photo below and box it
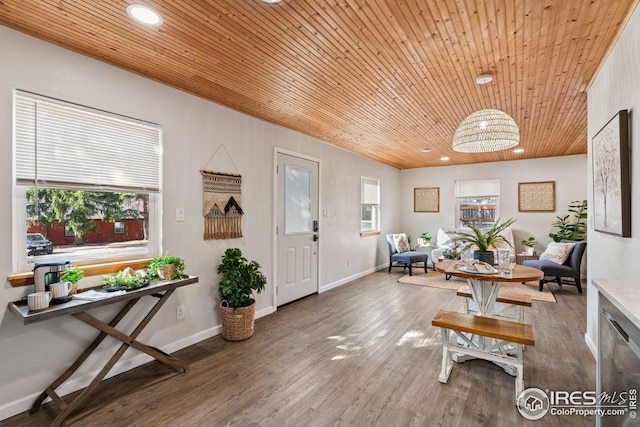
[522,240,586,293]
[386,234,428,276]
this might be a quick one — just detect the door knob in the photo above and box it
[313,234,318,242]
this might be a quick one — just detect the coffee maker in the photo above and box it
[33,261,70,293]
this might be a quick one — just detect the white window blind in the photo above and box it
[361,177,380,204]
[14,91,161,192]
[454,179,500,198]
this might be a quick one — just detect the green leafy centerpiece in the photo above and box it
[450,218,516,265]
[102,269,148,291]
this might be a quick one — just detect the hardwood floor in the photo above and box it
[1,271,595,426]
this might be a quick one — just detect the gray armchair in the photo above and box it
[522,240,586,293]
[386,234,428,276]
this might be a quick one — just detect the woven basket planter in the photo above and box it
[219,301,256,341]
[157,264,176,280]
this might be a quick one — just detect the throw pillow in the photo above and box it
[393,234,411,253]
[539,242,576,265]
[437,228,453,249]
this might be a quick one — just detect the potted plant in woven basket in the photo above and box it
[217,248,266,341]
[147,254,185,281]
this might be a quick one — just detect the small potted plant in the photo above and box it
[520,237,537,255]
[60,265,84,294]
[217,248,266,341]
[421,232,432,243]
[147,253,185,281]
[450,218,517,265]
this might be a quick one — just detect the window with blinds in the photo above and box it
[361,176,380,233]
[13,90,162,270]
[454,179,500,229]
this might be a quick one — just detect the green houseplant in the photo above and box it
[147,253,185,281]
[60,265,84,294]
[520,237,537,255]
[549,200,587,242]
[450,217,517,265]
[217,248,267,341]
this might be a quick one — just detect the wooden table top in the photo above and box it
[435,260,543,283]
[8,275,199,325]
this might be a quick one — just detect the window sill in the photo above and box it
[8,258,152,288]
[360,230,381,237]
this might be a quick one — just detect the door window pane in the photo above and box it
[285,165,312,234]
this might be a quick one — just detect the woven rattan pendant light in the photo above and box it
[452,109,519,153]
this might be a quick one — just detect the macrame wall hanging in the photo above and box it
[201,170,243,239]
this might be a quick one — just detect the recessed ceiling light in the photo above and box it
[513,148,525,153]
[262,0,282,3]
[127,4,163,26]
[421,148,433,153]
[475,74,493,85]
[440,156,450,161]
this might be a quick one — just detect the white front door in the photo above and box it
[276,153,319,306]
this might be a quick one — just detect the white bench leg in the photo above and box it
[438,328,452,383]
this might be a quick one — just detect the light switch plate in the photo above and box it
[176,207,184,222]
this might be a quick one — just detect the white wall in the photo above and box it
[0,26,400,419]
[586,4,640,355]
[400,155,588,255]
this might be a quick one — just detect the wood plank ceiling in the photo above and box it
[0,0,637,169]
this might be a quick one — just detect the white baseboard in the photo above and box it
[0,307,276,422]
[584,332,597,359]
[319,264,387,293]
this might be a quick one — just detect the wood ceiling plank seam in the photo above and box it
[401,0,477,137]
[367,0,461,122]
[585,0,640,90]
[549,0,597,139]
[170,1,398,144]
[426,0,482,114]
[502,0,522,128]
[317,0,452,131]
[530,0,572,152]
[523,0,549,154]
[543,0,605,151]
[296,1,451,147]
[154,2,370,131]
[529,0,558,149]
[467,0,501,112]
[440,0,491,113]
[515,0,535,151]
[394,1,472,140]
[578,0,627,85]
[170,2,367,115]
[242,0,432,144]
[544,0,603,154]
[374,4,461,150]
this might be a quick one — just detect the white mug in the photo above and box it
[50,282,72,298]
[28,291,52,312]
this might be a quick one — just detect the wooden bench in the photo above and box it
[432,310,535,403]
[457,286,532,323]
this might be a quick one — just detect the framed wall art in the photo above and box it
[592,110,631,237]
[414,187,439,212]
[518,181,556,212]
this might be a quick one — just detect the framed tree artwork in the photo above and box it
[592,110,630,237]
